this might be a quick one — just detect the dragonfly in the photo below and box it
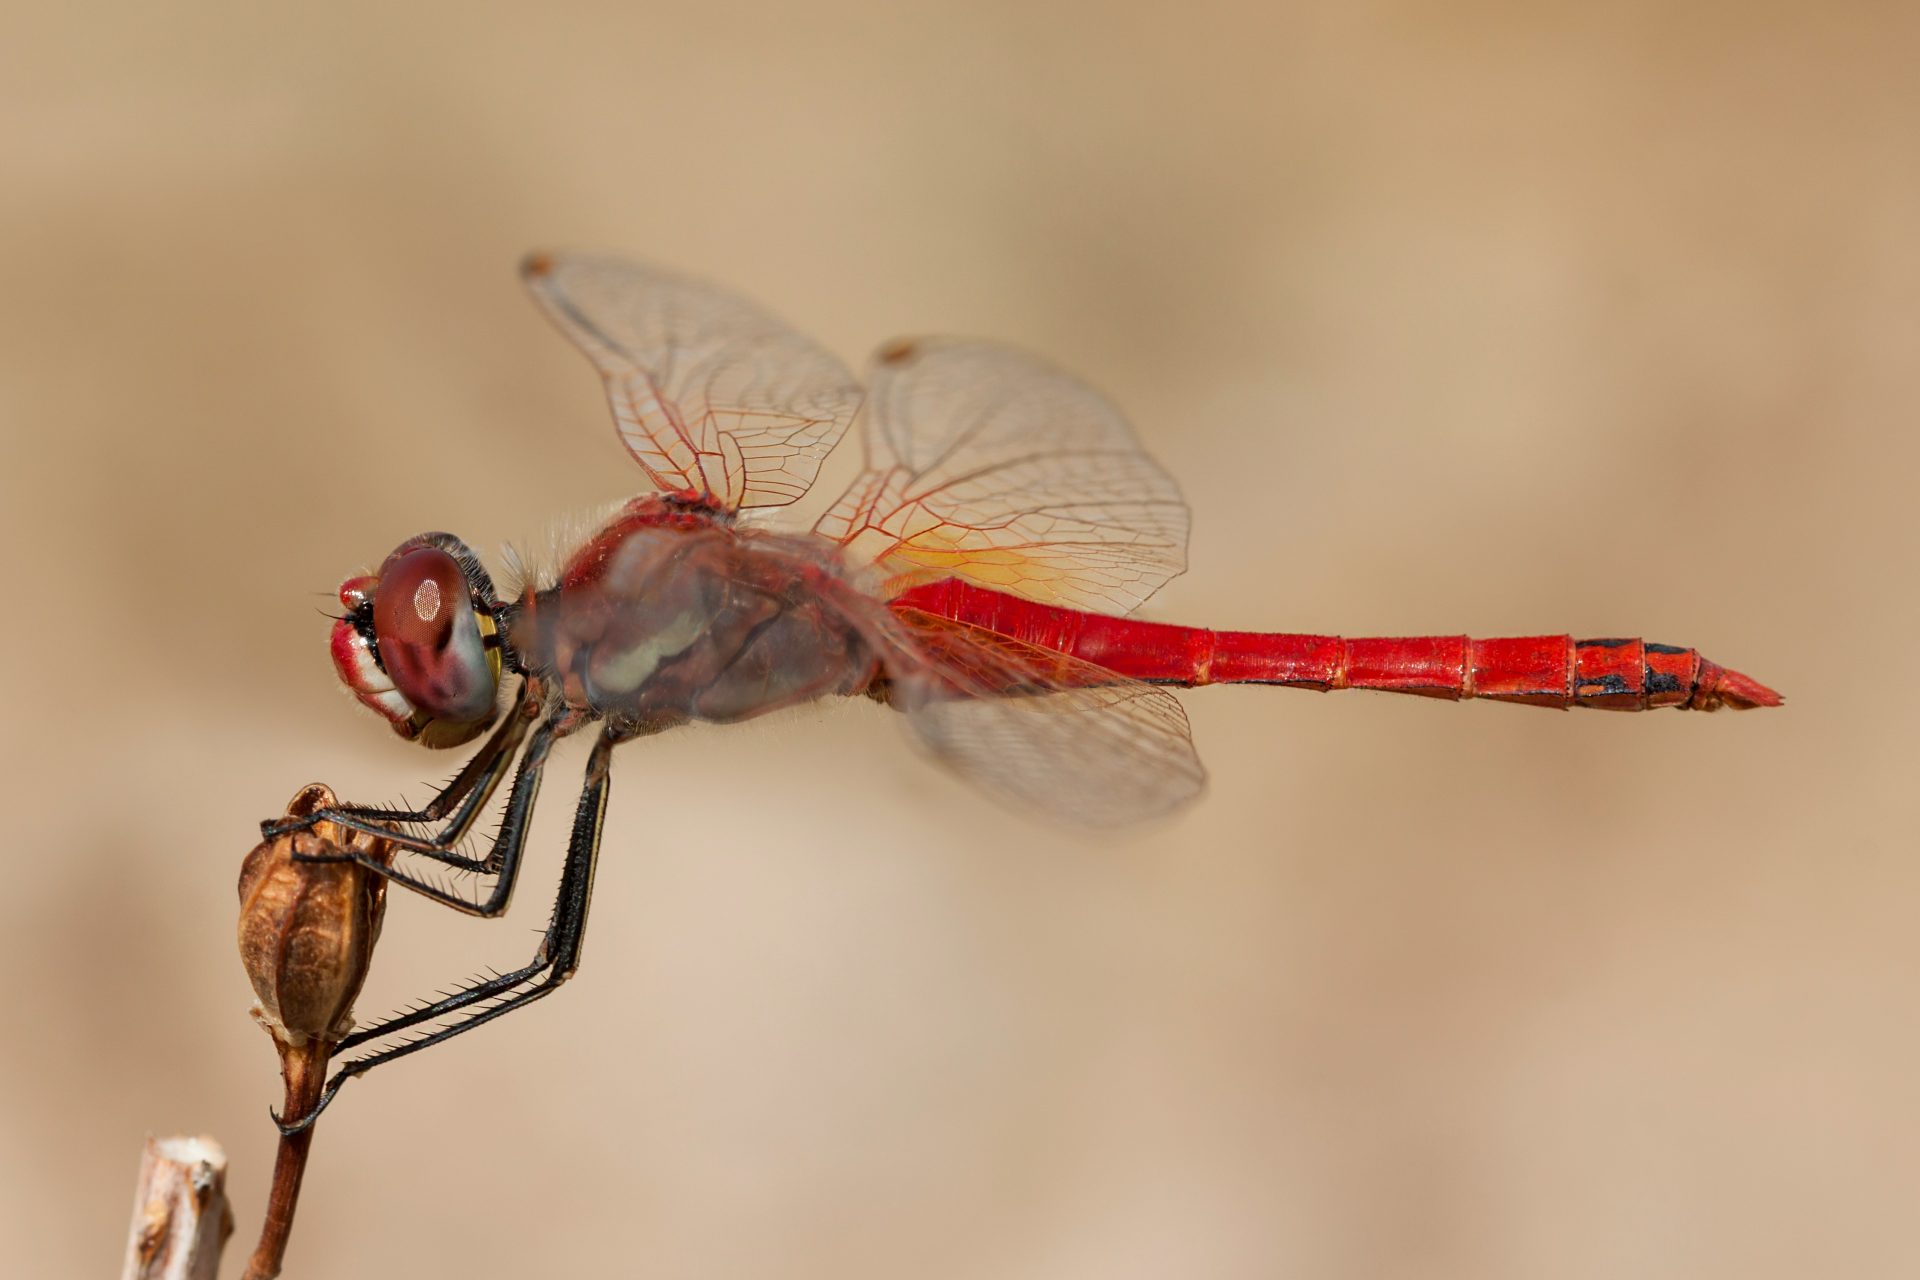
[269,252,1781,1130]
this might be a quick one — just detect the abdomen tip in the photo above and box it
[1695,661,1783,710]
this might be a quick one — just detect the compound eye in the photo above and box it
[371,546,497,726]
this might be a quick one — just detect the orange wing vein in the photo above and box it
[816,339,1189,614]
[524,253,863,511]
[877,606,1206,826]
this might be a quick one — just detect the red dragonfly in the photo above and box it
[272,253,1780,1129]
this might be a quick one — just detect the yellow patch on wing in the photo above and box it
[882,538,1078,602]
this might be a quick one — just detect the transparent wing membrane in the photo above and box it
[881,607,1206,826]
[817,339,1190,614]
[521,260,1207,823]
[523,254,864,510]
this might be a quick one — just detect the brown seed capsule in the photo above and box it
[237,783,393,1047]
[237,784,398,1280]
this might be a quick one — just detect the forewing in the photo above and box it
[881,606,1206,826]
[523,253,863,510]
[816,339,1189,614]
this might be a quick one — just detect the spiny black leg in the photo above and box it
[264,685,536,870]
[308,715,561,914]
[319,705,534,862]
[277,725,620,1135]
[264,682,527,834]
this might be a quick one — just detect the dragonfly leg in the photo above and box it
[261,683,535,872]
[276,724,620,1135]
[296,714,562,914]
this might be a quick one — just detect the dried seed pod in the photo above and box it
[237,784,393,1046]
[237,783,398,1280]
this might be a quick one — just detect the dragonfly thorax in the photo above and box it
[509,501,881,735]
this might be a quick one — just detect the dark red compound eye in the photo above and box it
[371,546,498,726]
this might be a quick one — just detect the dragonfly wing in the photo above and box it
[882,606,1206,826]
[816,338,1190,614]
[523,253,863,511]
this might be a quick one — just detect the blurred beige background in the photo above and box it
[4,3,1915,1277]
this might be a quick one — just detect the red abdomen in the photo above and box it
[891,579,1781,712]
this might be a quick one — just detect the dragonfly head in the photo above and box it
[330,533,505,749]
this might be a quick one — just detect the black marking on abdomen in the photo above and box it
[1645,642,1687,655]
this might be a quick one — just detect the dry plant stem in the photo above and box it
[244,1040,332,1280]
[122,1135,233,1280]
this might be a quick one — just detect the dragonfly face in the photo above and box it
[330,532,504,749]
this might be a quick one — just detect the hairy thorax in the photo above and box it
[509,499,883,733]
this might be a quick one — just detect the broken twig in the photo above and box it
[121,1135,233,1280]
